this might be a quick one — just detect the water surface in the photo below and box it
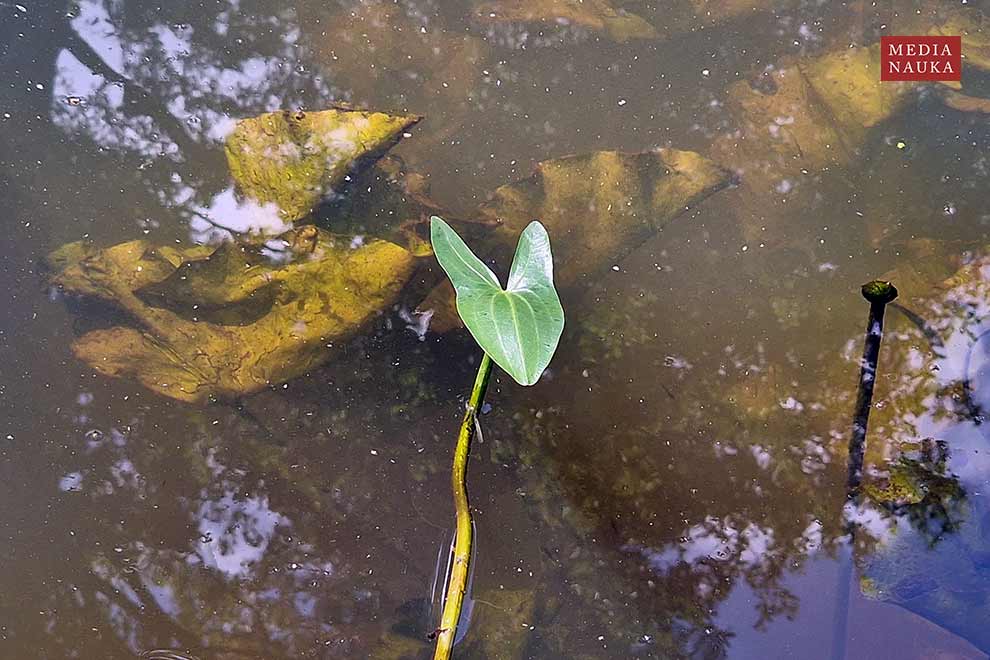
[2,1,990,658]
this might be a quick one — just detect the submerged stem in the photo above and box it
[433,352,492,660]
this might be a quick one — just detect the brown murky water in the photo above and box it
[3,1,990,658]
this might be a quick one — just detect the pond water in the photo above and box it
[2,1,990,658]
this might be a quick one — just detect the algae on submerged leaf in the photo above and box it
[48,228,416,403]
[477,149,730,287]
[224,108,421,223]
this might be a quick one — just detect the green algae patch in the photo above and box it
[48,228,416,403]
[418,149,731,331]
[474,0,657,42]
[864,461,932,509]
[225,108,421,223]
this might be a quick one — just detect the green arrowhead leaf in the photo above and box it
[430,216,565,386]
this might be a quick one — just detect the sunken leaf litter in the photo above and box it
[48,228,415,403]
[224,108,421,223]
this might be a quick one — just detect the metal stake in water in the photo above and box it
[831,280,898,660]
[846,280,898,497]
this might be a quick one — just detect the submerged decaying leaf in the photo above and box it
[305,3,488,101]
[712,47,897,190]
[419,149,732,331]
[474,0,657,42]
[706,57,869,246]
[933,10,990,72]
[800,45,922,144]
[800,8,990,133]
[224,108,421,223]
[708,7,987,245]
[709,48,922,245]
[48,228,416,403]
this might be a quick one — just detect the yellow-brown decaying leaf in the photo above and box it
[49,228,416,403]
[708,8,985,247]
[225,108,421,223]
[418,149,732,331]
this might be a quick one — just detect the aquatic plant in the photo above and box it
[428,216,564,659]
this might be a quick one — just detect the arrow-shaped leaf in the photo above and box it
[430,216,564,386]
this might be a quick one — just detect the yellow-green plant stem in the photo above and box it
[433,352,492,660]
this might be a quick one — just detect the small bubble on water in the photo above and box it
[85,429,104,442]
